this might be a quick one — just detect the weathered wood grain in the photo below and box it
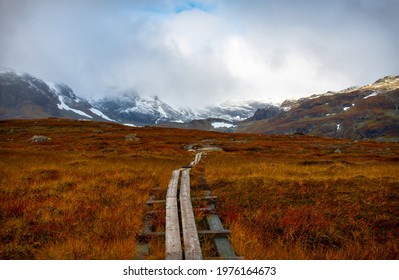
[165,169,183,260]
[163,152,238,260]
[180,168,203,260]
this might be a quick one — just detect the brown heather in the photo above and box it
[1,118,399,259]
[191,136,399,259]
[0,119,193,259]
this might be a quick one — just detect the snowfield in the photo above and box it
[57,95,92,118]
[211,122,236,128]
[89,108,115,122]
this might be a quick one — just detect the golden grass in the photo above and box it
[1,119,399,260]
[0,149,181,259]
[193,139,399,259]
[0,119,193,259]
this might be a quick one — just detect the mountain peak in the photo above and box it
[0,71,114,122]
[359,75,399,92]
[375,75,399,83]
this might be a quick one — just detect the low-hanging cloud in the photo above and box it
[0,0,398,108]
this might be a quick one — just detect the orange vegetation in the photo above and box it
[191,135,399,259]
[1,118,399,259]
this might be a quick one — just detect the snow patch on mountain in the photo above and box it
[194,100,274,122]
[57,95,92,118]
[89,108,115,122]
[364,91,378,99]
[211,122,236,128]
[123,123,137,127]
[57,95,93,119]
[45,81,61,94]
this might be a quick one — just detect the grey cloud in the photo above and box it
[0,0,398,108]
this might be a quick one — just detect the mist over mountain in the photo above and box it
[1,1,398,109]
[1,70,398,140]
[0,70,274,126]
[93,91,192,125]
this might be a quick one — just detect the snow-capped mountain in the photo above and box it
[2,70,399,140]
[93,92,276,125]
[0,70,276,126]
[0,70,114,122]
[93,91,192,125]
[197,100,278,122]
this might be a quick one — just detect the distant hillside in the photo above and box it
[93,91,190,125]
[94,94,275,125]
[0,71,112,122]
[238,76,399,141]
[0,70,274,126]
[2,70,398,140]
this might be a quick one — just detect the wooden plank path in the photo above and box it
[165,169,183,260]
[165,152,203,260]
[140,152,240,260]
[205,191,241,260]
[179,168,202,259]
[163,152,240,260]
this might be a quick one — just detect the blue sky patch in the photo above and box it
[174,1,214,13]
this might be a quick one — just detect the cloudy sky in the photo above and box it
[0,0,398,108]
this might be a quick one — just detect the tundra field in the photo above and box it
[0,118,398,259]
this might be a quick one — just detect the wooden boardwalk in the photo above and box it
[179,168,202,259]
[139,152,240,259]
[162,152,240,260]
[165,169,183,260]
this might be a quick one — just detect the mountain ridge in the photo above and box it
[1,70,398,140]
[0,70,275,127]
[238,75,399,141]
[0,71,112,122]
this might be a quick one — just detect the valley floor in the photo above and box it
[1,118,398,259]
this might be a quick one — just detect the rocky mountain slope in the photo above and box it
[199,101,280,122]
[0,71,112,122]
[157,103,283,132]
[2,70,398,140]
[93,92,189,125]
[238,76,399,141]
[94,94,275,125]
[0,70,274,126]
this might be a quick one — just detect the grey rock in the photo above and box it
[29,135,51,142]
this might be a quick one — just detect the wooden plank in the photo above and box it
[204,190,238,259]
[207,213,238,259]
[165,169,183,260]
[198,229,230,236]
[180,168,203,260]
[194,152,202,165]
[137,226,231,238]
[137,193,156,257]
[191,196,217,201]
[196,207,217,213]
[146,199,166,205]
[197,152,202,163]
[166,169,181,198]
[138,231,165,240]
[189,152,202,167]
